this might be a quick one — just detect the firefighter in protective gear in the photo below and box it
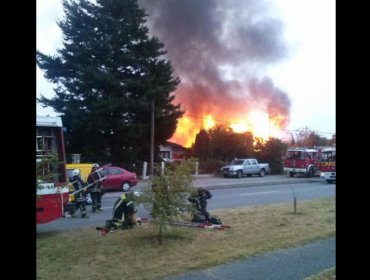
[87,163,104,212]
[69,169,88,218]
[105,193,137,231]
[188,187,212,223]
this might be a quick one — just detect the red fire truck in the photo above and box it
[283,147,321,177]
[36,116,69,224]
[319,147,336,183]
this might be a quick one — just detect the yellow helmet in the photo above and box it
[121,193,126,200]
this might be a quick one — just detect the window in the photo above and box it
[44,138,53,151]
[36,136,55,152]
[36,137,44,151]
[286,151,302,159]
[231,159,245,165]
[161,151,171,160]
[322,151,336,161]
[109,168,123,175]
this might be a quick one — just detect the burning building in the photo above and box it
[139,0,291,147]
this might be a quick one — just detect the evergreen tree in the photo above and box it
[37,0,183,165]
[208,124,254,162]
[257,138,287,174]
[193,129,210,161]
[237,131,255,158]
[208,124,234,161]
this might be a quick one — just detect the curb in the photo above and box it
[136,176,323,191]
[194,179,322,191]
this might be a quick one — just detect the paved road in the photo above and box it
[137,174,323,191]
[208,181,335,210]
[164,237,335,280]
[36,175,332,233]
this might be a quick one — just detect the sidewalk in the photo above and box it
[164,237,335,280]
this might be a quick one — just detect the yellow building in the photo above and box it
[66,163,94,182]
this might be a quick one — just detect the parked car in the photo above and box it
[221,158,270,178]
[100,166,138,192]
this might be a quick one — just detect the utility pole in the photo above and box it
[150,98,155,178]
[268,103,271,139]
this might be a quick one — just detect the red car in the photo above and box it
[101,166,138,192]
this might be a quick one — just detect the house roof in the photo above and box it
[36,115,63,128]
[164,141,189,151]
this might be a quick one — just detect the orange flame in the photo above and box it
[203,114,216,130]
[169,110,284,147]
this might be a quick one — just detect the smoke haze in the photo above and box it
[138,0,291,143]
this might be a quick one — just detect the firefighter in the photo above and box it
[87,163,104,212]
[69,169,88,218]
[105,193,137,231]
[188,187,212,223]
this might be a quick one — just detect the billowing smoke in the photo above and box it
[249,77,291,128]
[138,0,291,141]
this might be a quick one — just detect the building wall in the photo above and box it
[36,125,67,183]
[159,142,188,162]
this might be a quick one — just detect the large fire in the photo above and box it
[138,1,292,149]
[169,110,284,148]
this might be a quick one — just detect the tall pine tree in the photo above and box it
[193,129,210,161]
[37,0,183,166]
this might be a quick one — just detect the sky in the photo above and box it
[36,0,335,141]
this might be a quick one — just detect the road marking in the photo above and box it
[240,190,280,196]
[321,185,336,188]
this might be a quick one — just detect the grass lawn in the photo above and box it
[37,197,335,280]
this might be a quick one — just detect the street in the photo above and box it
[36,175,335,233]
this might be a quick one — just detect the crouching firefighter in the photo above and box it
[105,193,137,231]
[68,169,88,218]
[188,187,220,224]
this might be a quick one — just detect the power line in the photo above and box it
[286,129,335,135]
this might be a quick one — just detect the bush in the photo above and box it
[136,159,196,244]
[198,159,226,174]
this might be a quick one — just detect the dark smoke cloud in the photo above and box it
[138,0,291,129]
[249,77,291,128]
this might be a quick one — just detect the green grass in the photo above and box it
[37,197,335,280]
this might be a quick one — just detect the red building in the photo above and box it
[36,115,67,182]
[36,116,69,224]
[159,141,189,162]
